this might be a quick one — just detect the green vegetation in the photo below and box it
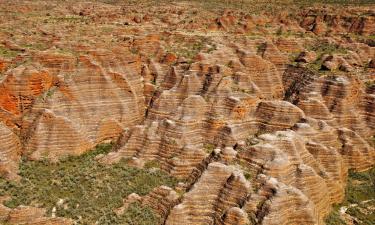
[235,159,258,187]
[22,43,48,51]
[325,205,347,225]
[309,42,348,56]
[0,46,18,58]
[0,143,178,225]
[203,143,216,154]
[369,136,375,148]
[164,36,216,63]
[144,160,161,169]
[39,87,57,101]
[173,41,203,61]
[305,42,348,73]
[275,28,307,38]
[365,80,375,89]
[243,171,252,180]
[117,202,159,225]
[345,169,375,205]
[325,167,375,225]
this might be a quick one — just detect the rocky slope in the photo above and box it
[0,0,374,224]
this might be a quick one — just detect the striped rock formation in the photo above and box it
[0,50,146,161]
[166,162,251,225]
[0,1,374,225]
[0,205,72,225]
[0,123,21,180]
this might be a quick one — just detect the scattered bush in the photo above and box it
[325,209,347,225]
[345,168,375,204]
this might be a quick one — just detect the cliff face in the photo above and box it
[0,0,374,224]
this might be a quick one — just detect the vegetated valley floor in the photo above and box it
[0,143,178,224]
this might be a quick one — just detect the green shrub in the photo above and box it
[325,209,347,225]
[118,203,159,225]
[203,143,215,154]
[346,205,375,225]
[345,168,375,204]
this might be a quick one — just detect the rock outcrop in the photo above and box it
[166,162,251,225]
[0,205,73,225]
[0,123,21,180]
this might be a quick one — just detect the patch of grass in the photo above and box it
[203,143,215,154]
[345,168,375,205]
[118,202,159,225]
[0,46,18,58]
[38,87,57,101]
[308,42,348,71]
[235,159,258,188]
[325,207,347,225]
[365,80,375,89]
[101,26,114,34]
[144,160,161,169]
[346,202,375,225]
[244,172,252,180]
[369,136,375,148]
[309,42,348,56]
[304,42,348,74]
[176,41,203,60]
[275,28,306,38]
[165,36,214,62]
[325,167,375,225]
[22,43,48,51]
[0,143,178,224]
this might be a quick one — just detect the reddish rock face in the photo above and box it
[0,68,56,117]
[0,59,9,72]
[0,0,374,224]
[163,52,178,64]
